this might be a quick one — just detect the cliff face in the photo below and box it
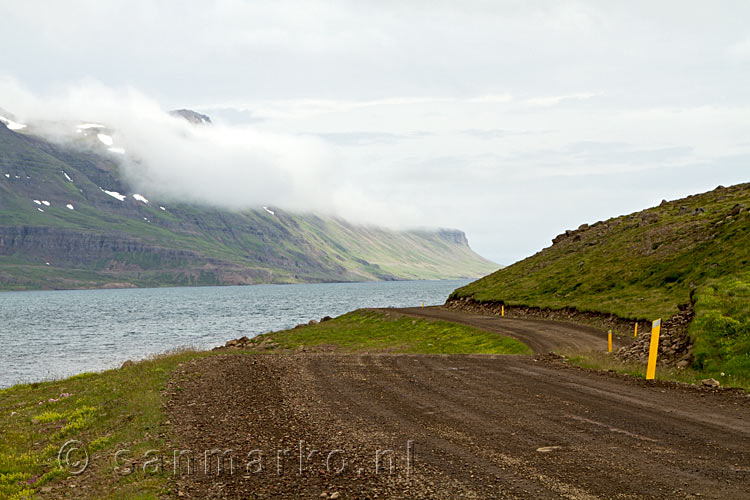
[437,229,469,245]
[0,226,205,266]
[0,122,496,290]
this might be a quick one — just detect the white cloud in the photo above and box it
[523,93,600,107]
[727,37,750,63]
[0,78,340,213]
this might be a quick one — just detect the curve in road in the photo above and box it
[387,306,627,353]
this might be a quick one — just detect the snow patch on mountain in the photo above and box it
[0,114,26,130]
[97,133,114,146]
[101,188,126,201]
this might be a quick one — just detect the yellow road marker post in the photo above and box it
[646,319,662,380]
[421,301,424,308]
[634,322,638,338]
[608,330,612,352]
[501,305,505,317]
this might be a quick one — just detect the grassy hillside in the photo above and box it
[0,123,496,290]
[452,183,750,378]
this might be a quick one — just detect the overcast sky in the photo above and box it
[1,1,749,264]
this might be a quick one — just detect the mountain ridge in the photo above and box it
[0,117,496,290]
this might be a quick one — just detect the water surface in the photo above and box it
[0,279,468,387]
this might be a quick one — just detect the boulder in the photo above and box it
[701,378,720,388]
[728,203,745,216]
[640,212,659,223]
[552,233,568,245]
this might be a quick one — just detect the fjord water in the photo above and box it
[0,279,468,388]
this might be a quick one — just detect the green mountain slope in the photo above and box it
[0,122,496,290]
[451,183,750,377]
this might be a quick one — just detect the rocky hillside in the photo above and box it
[0,116,496,290]
[452,183,748,319]
[450,183,749,381]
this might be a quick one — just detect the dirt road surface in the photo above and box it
[168,352,750,499]
[391,306,625,353]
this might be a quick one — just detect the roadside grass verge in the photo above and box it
[0,349,205,500]
[561,350,750,390]
[258,309,532,355]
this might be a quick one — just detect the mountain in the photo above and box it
[0,114,496,290]
[450,183,749,378]
[169,109,212,124]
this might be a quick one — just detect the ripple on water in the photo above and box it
[0,279,469,387]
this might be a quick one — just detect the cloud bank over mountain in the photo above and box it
[0,79,353,214]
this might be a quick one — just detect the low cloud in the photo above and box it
[0,78,343,213]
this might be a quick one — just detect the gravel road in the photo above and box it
[167,351,749,499]
[391,306,626,352]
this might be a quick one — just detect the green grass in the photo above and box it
[258,309,532,355]
[690,272,750,385]
[452,183,750,381]
[0,349,205,499]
